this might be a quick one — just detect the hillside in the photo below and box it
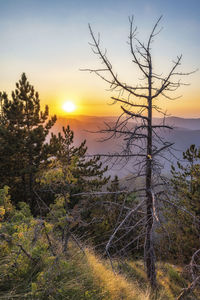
[1,111,200,299]
[1,239,199,300]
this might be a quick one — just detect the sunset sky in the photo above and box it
[0,0,199,117]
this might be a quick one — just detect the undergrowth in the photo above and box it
[0,187,199,299]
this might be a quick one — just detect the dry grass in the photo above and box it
[1,240,199,300]
[86,249,150,300]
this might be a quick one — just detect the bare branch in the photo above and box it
[121,106,149,121]
[106,200,145,253]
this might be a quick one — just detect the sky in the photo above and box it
[0,0,199,117]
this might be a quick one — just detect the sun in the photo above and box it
[62,101,76,113]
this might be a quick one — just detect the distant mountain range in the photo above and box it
[153,116,200,130]
[51,115,200,177]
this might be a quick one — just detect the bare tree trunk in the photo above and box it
[85,16,195,290]
[145,92,156,288]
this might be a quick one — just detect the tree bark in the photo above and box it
[144,72,156,289]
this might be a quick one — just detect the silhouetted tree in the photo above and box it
[0,73,56,208]
[84,16,195,289]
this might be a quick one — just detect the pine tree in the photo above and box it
[38,125,109,250]
[87,175,126,251]
[159,145,200,263]
[49,125,109,208]
[0,73,56,208]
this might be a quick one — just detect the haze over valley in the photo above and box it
[52,115,200,177]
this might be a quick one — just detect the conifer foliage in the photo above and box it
[160,145,200,262]
[0,73,56,208]
[49,125,109,208]
[38,125,109,251]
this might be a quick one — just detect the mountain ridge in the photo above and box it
[51,115,200,177]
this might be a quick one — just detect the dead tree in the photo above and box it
[177,248,200,299]
[83,16,195,289]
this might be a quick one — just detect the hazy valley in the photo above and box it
[52,115,200,177]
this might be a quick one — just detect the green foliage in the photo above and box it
[30,252,106,300]
[85,176,125,247]
[1,75,200,298]
[166,265,186,286]
[0,185,14,221]
[0,187,131,299]
[0,73,56,208]
[84,176,143,258]
[49,125,109,208]
[159,144,200,263]
[37,125,110,252]
[0,187,199,299]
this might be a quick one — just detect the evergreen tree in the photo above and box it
[84,175,144,257]
[87,175,126,251]
[105,176,144,257]
[49,125,109,208]
[159,145,200,263]
[38,125,109,250]
[0,73,56,208]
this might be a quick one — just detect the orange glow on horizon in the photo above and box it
[42,90,200,119]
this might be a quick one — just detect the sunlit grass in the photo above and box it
[1,238,199,300]
[86,250,150,300]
